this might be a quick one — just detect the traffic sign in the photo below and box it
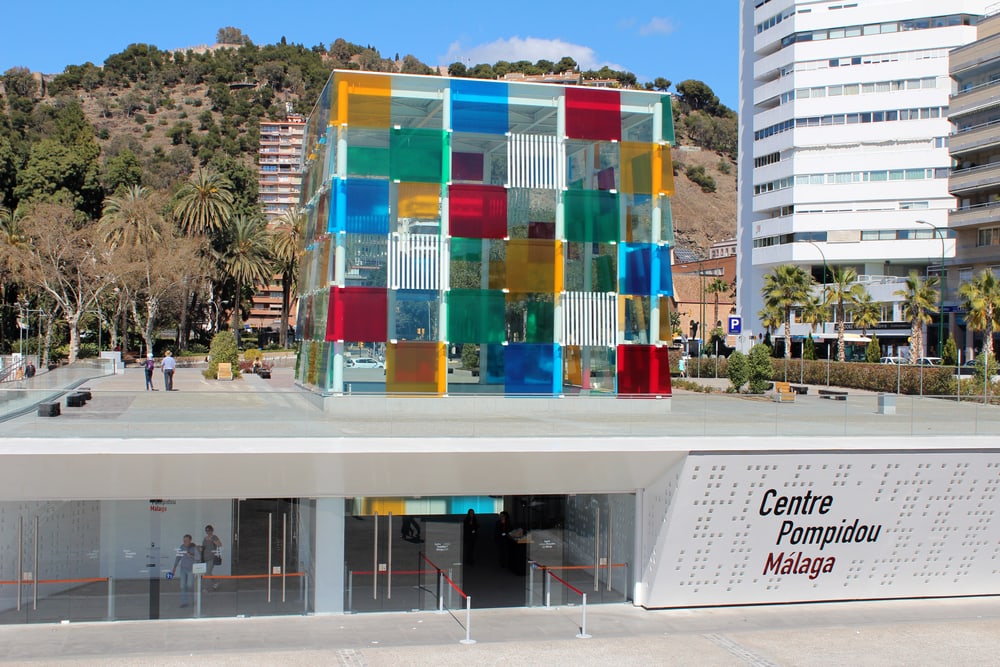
[728,316,742,335]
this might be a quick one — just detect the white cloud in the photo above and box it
[442,37,622,71]
[639,17,676,36]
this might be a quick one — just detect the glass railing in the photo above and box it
[4,369,1000,438]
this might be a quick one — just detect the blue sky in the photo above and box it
[1,1,738,108]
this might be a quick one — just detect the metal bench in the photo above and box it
[38,402,60,417]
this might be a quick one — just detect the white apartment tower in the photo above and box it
[738,0,986,354]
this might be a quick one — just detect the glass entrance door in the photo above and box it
[344,512,433,612]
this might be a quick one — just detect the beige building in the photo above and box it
[250,111,305,337]
[949,11,1000,358]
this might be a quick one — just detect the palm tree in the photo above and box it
[269,207,305,349]
[99,185,167,355]
[757,303,783,336]
[825,267,865,362]
[894,271,939,365]
[761,264,813,359]
[705,277,731,331]
[851,291,882,337]
[219,214,273,346]
[800,294,828,334]
[173,169,234,349]
[173,169,235,236]
[959,269,1000,364]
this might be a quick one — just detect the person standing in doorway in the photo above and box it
[162,350,176,391]
[494,511,512,568]
[144,353,156,391]
[171,534,197,608]
[200,524,223,590]
[463,509,479,566]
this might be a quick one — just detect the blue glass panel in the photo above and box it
[451,79,509,135]
[620,243,653,296]
[655,245,673,296]
[485,343,505,384]
[345,179,389,234]
[328,179,347,234]
[504,344,561,395]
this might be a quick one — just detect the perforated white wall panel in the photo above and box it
[643,451,1000,607]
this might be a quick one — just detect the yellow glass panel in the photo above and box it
[506,240,561,293]
[364,498,407,515]
[620,142,653,195]
[564,345,583,386]
[398,183,440,219]
[386,341,446,395]
[333,72,391,128]
[654,145,676,197]
[658,296,673,341]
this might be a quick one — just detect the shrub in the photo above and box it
[942,335,958,367]
[865,334,880,364]
[726,351,749,392]
[203,331,241,379]
[717,159,731,175]
[243,348,263,363]
[747,344,773,393]
[803,334,817,361]
[461,344,479,370]
[685,164,717,193]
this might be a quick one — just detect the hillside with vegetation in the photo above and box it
[0,29,735,361]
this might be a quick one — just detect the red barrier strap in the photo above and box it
[547,570,584,597]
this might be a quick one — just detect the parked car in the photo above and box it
[915,357,942,366]
[349,357,385,369]
[880,356,905,365]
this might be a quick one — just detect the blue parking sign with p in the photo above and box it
[728,316,742,335]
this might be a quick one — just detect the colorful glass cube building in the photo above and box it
[296,71,676,396]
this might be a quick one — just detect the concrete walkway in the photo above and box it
[2,596,999,665]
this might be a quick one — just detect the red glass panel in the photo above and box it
[449,184,507,238]
[452,152,485,182]
[617,345,672,396]
[565,88,621,141]
[326,287,387,342]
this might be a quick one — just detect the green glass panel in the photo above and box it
[564,190,620,243]
[525,300,555,343]
[594,254,616,292]
[347,146,390,178]
[447,289,506,344]
[450,237,483,263]
[659,197,674,245]
[662,96,676,145]
[391,128,447,183]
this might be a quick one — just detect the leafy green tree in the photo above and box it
[959,269,1000,364]
[726,350,749,392]
[101,149,144,193]
[747,343,773,393]
[217,27,250,46]
[675,79,720,113]
[826,267,865,362]
[555,57,578,73]
[894,271,939,364]
[400,55,434,75]
[448,62,468,77]
[761,264,813,359]
[865,334,881,364]
[652,77,672,91]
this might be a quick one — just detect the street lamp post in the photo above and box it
[801,240,828,335]
[915,220,946,357]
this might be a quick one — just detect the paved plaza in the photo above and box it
[2,595,1000,665]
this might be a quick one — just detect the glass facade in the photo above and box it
[297,71,676,396]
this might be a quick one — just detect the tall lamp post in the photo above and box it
[915,219,946,357]
[801,240,828,335]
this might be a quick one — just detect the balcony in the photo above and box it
[949,162,1000,195]
[950,33,1000,75]
[949,202,1000,229]
[950,81,1000,118]
[950,120,1000,156]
